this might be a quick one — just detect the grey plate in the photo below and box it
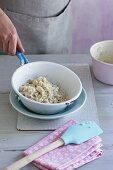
[9,89,87,120]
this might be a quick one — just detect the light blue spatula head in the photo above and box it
[60,121,103,145]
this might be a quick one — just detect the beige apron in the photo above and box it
[0,0,72,54]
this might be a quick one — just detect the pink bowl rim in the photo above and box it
[90,40,113,66]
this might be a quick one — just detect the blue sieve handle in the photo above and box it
[16,51,29,65]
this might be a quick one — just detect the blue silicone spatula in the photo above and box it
[6,121,103,170]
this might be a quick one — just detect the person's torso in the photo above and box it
[0,0,72,54]
[0,0,69,17]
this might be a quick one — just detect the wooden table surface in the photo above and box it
[0,54,113,170]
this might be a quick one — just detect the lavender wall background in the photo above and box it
[71,0,113,53]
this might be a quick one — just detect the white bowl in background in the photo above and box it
[90,40,113,85]
[11,61,82,114]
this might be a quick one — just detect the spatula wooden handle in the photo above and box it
[5,139,64,170]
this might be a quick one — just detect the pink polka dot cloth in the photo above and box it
[23,120,103,170]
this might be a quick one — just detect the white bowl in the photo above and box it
[11,61,82,114]
[90,40,113,85]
